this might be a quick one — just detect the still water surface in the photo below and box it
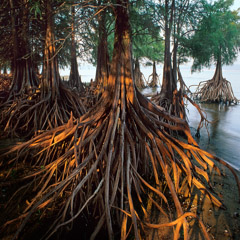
[141,64,240,171]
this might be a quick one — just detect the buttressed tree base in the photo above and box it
[1,1,240,240]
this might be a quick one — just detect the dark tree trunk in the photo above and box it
[194,56,238,104]
[160,0,176,101]
[172,39,178,84]
[95,6,109,89]
[134,58,145,89]
[69,6,84,92]
[148,61,159,87]
[9,0,38,94]
[3,66,7,74]
[212,58,223,85]
[42,0,61,100]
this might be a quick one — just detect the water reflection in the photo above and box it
[141,87,240,171]
[187,102,240,171]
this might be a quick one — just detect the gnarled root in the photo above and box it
[0,84,86,138]
[1,86,240,240]
[147,72,160,88]
[191,78,239,104]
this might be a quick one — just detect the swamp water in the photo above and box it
[141,63,240,171]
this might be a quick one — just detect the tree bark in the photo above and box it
[69,6,84,92]
[148,61,158,87]
[42,0,61,100]
[212,58,223,85]
[9,0,38,94]
[3,66,7,74]
[95,5,109,89]
[160,0,176,101]
[134,58,145,89]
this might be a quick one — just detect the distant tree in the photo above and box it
[8,0,39,94]
[95,0,110,89]
[69,6,85,92]
[130,0,164,88]
[0,0,85,137]
[185,0,240,103]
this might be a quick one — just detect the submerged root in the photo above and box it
[1,85,240,240]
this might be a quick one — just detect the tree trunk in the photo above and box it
[69,6,84,92]
[172,39,178,84]
[4,2,236,240]
[95,6,109,89]
[134,58,145,89]
[160,0,176,101]
[9,0,38,94]
[148,61,159,87]
[3,66,7,74]
[212,58,223,86]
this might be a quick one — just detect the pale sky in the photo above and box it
[232,0,240,65]
[232,0,240,10]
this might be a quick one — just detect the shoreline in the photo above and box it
[147,163,240,240]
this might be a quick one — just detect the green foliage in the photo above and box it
[29,0,42,18]
[54,4,72,69]
[130,0,164,63]
[182,0,240,71]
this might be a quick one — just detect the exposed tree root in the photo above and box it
[151,68,211,138]
[147,61,160,88]
[190,61,239,104]
[2,83,240,240]
[0,83,86,137]
[178,67,192,96]
[2,2,240,239]
[183,94,211,138]
[151,89,186,120]
[151,90,212,139]
[178,68,211,137]
[191,78,239,104]
[147,73,159,88]
[0,74,12,100]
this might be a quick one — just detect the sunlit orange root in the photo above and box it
[2,80,240,240]
[2,1,240,240]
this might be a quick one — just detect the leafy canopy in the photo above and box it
[183,0,240,71]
